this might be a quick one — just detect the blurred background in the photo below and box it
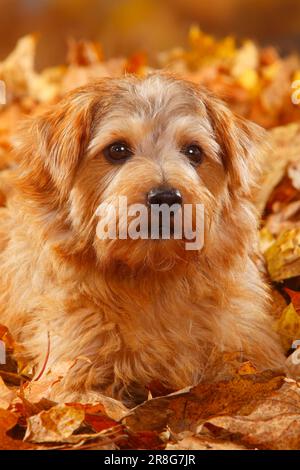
[0,0,300,69]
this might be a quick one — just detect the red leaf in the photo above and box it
[284,288,300,314]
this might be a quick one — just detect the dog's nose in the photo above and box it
[147,187,182,207]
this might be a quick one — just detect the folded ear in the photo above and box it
[201,91,267,197]
[15,89,96,202]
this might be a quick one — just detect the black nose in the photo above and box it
[147,187,183,207]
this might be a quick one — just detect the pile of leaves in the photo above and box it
[1,337,300,450]
[158,27,300,129]
[1,31,300,450]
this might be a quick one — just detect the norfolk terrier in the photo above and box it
[0,74,285,404]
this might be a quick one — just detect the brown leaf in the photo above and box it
[166,435,247,450]
[80,395,129,422]
[66,403,119,432]
[0,408,33,450]
[120,430,164,450]
[123,373,284,434]
[202,381,300,449]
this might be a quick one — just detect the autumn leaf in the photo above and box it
[0,377,16,409]
[0,34,37,99]
[166,435,248,450]
[265,229,300,281]
[125,52,148,74]
[123,373,285,434]
[0,409,33,450]
[275,302,300,351]
[201,380,300,450]
[67,38,103,66]
[24,404,85,443]
[66,403,119,432]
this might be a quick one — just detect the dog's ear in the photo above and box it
[202,92,266,197]
[15,89,95,201]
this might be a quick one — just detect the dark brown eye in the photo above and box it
[182,144,203,166]
[103,141,133,163]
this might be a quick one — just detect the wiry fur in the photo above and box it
[0,74,285,404]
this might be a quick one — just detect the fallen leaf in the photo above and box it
[120,430,164,450]
[259,227,275,254]
[66,403,118,432]
[23,360,75,402]
[275,303,300,351]
[24,404,85,443]
[0,34,37,99]
[201,381,300,449]
[0,408,33,449]
[256,123,300,212]
[265,229,300,281]
[166,435,247,450]
[0,376,16,409]
[123,373,284,434]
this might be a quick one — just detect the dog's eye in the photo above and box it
[103,141,133,163]
[182,144,203,166]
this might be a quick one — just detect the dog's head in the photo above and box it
[16,74,265,272]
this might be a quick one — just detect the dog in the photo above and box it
[0,73,285,404]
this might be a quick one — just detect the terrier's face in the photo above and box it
[18,74,264,272]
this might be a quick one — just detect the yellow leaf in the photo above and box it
[259,227,275,254]
[0,34,37,98]
[232,40,259,77]
[275,303,300,351]
[265,229,300,281]
[189,25,202,44]
[24,404,85,443]
[293,70,300,82]
[262,63,280,81]
[237,69,259,92]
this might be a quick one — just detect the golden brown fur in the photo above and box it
[0,74,285,404]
